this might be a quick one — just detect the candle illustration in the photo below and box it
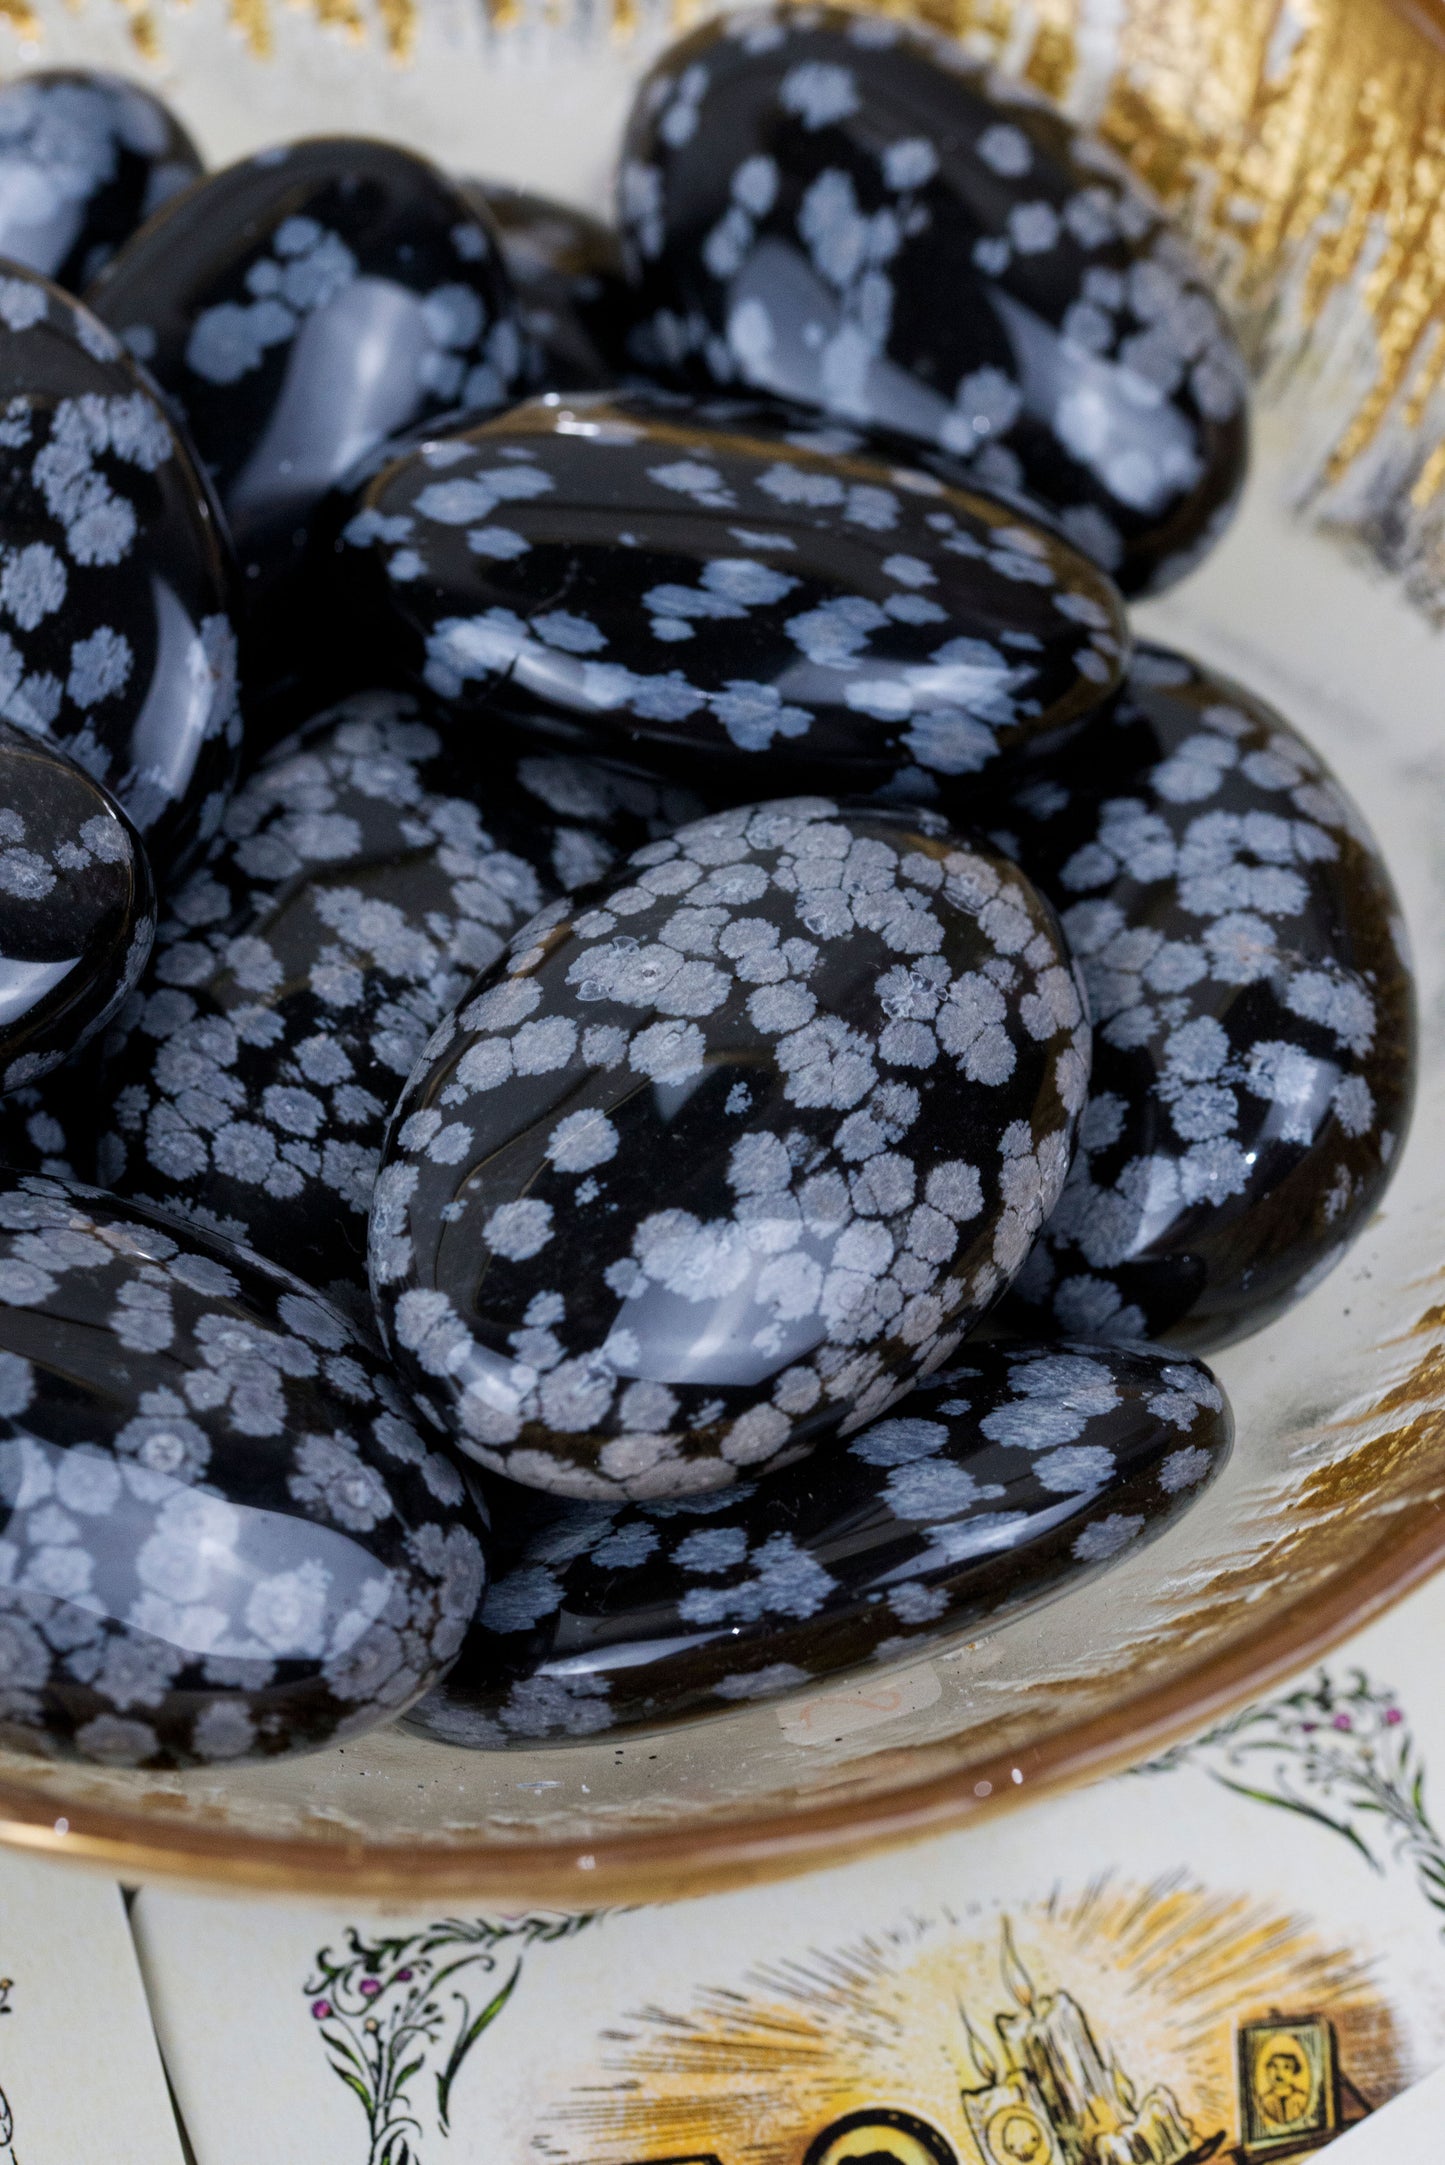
[958,1998,1064,2165]
[993,1922,1121,2163]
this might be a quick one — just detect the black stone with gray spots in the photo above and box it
[993,644,1415,1350]
[96,690,704,1312]
[0,262,238,878]
[0,722,155,1094]
[0,70,201,295]
[459,179,633,391]
[618,5,1249,596]
[371,797,1090,1500]
[406,1335,1230,1746]
[339,387,1128,796]
[0,1172,485,1770]
[86,137,523,630]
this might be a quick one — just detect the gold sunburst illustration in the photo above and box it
[545,1872,1401,2165]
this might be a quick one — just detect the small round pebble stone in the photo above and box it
[458,179,632,390]
[97,690,704,1312]
[339,387,1129,796]
[0,263,239,877]
[618,5,1249,596]
[0,70,202,294]
[0,722,155,1094]
[0,1172,485,1770]
[993,644,1415,1349]
[85,136,524,619]
[406,1336,1230,1746]
[370,796,1090,1500]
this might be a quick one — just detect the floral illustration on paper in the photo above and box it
[305,1911,594,2164]
[1144,1665,1445,1931]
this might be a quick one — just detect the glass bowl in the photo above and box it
[1,0,1444,1907]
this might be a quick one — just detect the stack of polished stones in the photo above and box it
[0,20,1413,1768]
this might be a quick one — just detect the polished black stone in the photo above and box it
[86,136,524,624]
[370,797,1090,1499]
[0,1171,485,1769]
[0,723,155,1093]
[0,70,201,294]
[338,387,1128,795]
[97,690,704,1313]
[993,643,1415,1350]
[0,263,238,877]
[459,179,632,390]
[406,1335,1230,1745]
[618,5,1249,596]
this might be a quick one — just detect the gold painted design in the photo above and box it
[544,1880,1395,2161]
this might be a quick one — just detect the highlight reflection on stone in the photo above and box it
[0,724,155,1095]
[618,4,1249,596]
[98,690,701,1310]
[0,262,239,878]
[406,1336,1230,1746]
[995,644,1415,1349]
[370,796,1090,1499]
[86,137,523,624]
[0,70,201,294]
[0,1172,486,1769]
[339,387,1128,797]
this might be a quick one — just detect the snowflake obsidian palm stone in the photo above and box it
[995,645,1415,1349]
[407,1336,1230,1746]
[339,388,1128,796]
[371,797,1090,1499]
[460,180,633,391]
[97,691,703,1309]
[0,71,201,295]
[618,5,1249,596]
[86,137,524,625]
[0,264,238,878]
[0,1172,485,1770]
[0,722,155,1093]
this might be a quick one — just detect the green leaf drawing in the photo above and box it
[304,1911,597,2165]
[1142,1664,1445,1930]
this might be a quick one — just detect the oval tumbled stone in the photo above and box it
[0,71,201,295]
[97,690,703,1312]
[0,1172,485,1769]
[0,722,155,1094]
[0,263,239,878]
[370,797,1090,1499]
[995,643,1415,1349]
[407,1336,1230,1746]
[338,387,1128,796]
[86,137,523,623]
[619,5,1249,596]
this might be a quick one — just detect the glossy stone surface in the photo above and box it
[460,179,631,390]
[86,137,523,620]
[0,723,155,1093]
[0,71,201,295]
[371,797,1089,1500]
[97,690,703,1312]
[0,264,238,877]
[340,388,1128,795]
[407,1336,1229,1745]
[0,1172,485,1769]
[994,644,1415,1349]
[619,5,1249,596]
